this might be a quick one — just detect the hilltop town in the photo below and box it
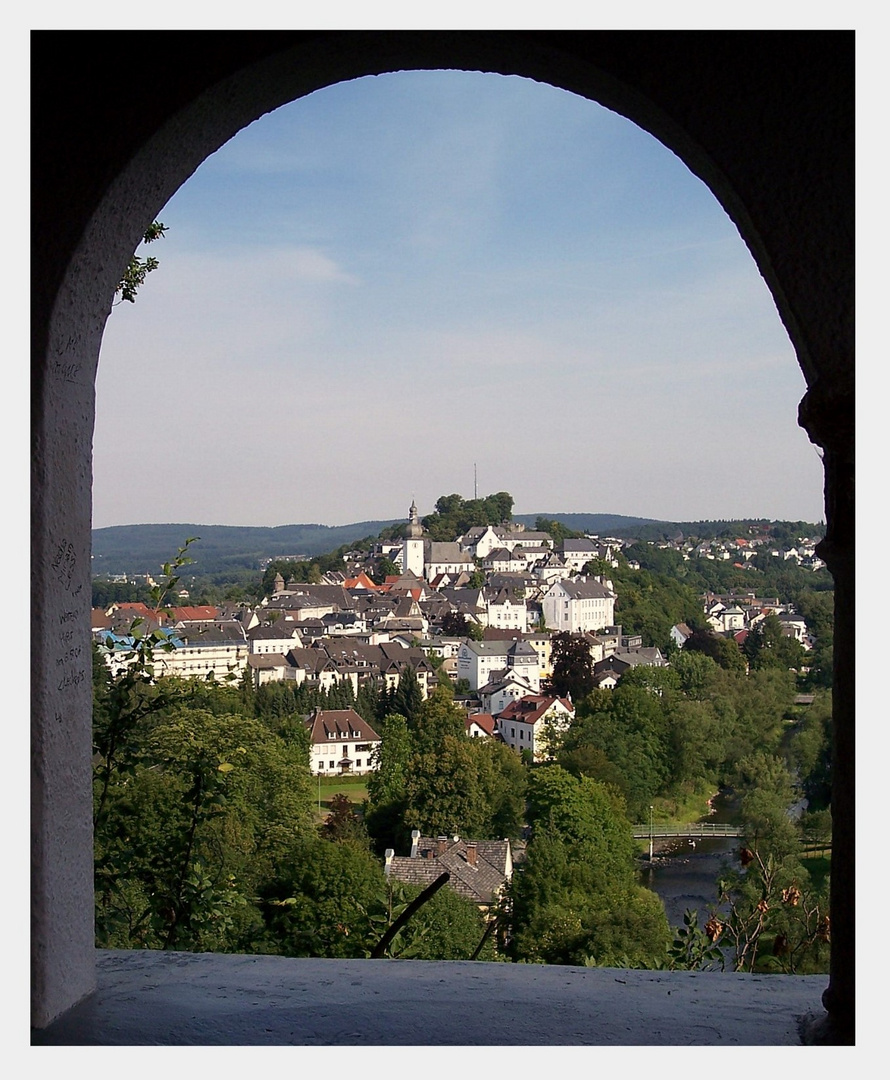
[93,498,828,773]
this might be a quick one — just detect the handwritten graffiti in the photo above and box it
[51,539,77,591]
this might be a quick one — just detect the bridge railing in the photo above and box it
[631,822,744,839]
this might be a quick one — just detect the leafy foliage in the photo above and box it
[421,491,514,541]
[542,632,595,701]
[114,221,167,303]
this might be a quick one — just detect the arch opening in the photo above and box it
[32,32,853,1040]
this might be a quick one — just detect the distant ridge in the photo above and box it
[91,521,402,576]
[512,513,663,534]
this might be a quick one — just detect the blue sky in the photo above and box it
[93,69,826,529]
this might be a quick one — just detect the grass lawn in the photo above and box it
[311,775,370,819]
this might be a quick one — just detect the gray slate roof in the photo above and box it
[386,836,513,905]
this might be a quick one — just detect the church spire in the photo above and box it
[407,499,423,539]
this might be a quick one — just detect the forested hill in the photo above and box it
[91,521,402,576]
[513,513,663,535]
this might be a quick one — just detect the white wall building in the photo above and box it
[305,708,381,776]
[542,577,616,633]
[497,695,575,761]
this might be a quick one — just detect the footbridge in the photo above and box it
[631,823,744,841]
[632,822,744,860]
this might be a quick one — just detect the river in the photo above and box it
[638,790,742,933]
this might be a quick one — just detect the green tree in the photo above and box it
[320,792,369,847]
[261,837,390,958]
[683,629,747,673]
[390,667,424,728]
[542,632,595,701]
[732,750,799,856]
[404,735,491,837]
[789,692,832,809]
[364,712,414,853]
[409,682,465,751]
[392,882,496,960]
[94,707,314,951]
[507,767,670,966]
[441,611,471,636]
[743,613,807,672]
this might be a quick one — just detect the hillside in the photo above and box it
[91,521,402,577]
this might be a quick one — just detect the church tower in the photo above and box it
[403,499,426,577]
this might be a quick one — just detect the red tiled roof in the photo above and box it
[465,713,497,736]
[497,694,573,725]
[170,606,219,622]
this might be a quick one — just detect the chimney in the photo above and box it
[437,836,448,857]
[466,842,477,867]
[384,849,394,877]
[410,829,420,859]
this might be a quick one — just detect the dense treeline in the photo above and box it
[92,649,498,959]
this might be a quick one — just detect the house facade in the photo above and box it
[497,694,575,761]
[305,708,381,775]
[542,577,616,633]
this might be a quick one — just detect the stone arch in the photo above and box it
[32,31,853,1039]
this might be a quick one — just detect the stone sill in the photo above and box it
[32,949,831,1046]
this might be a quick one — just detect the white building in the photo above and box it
[457,638,541,692]
[497,694,575,761]
[542,577,616,633]
[305,708,381,776]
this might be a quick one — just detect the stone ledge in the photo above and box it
[31,949,829,1046]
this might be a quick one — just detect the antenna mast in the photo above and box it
[474,463,477,501]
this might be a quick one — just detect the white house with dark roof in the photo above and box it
[424,541,476,580]
[246,622,303,654]
[457,638,541,692]
[458,525,504,560]
[593,646,667,687]
[561,538,600,573]
[542,577,616,633]
[498,529,553,552]
[477,671,539,716]
[142,622,250,681]
[305,708,381,775]
[485,587,528,631]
